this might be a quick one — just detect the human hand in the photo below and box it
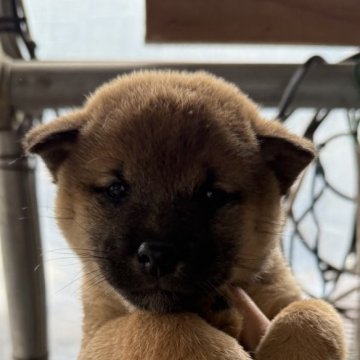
[232,288,270,353]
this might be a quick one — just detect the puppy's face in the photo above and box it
[25,71,315,313]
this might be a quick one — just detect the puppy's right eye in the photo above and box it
[104,181,128,203]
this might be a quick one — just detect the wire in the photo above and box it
[277,52,360,122]
[277,56,326,121]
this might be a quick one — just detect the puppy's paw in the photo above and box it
[256,299,347,360]
[81,312,251,360]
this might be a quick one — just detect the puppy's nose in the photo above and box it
[137,242,176,278]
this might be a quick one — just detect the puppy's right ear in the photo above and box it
[23,111,86,178]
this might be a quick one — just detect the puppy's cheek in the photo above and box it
[95,237,139,289]
[210,228,243,283]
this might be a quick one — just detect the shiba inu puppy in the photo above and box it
[25,71,346,359]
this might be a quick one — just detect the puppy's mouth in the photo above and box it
[102,265,223,313]
[124,287,199,313]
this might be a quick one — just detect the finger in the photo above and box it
[231,287,270,352]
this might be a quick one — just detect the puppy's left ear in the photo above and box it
[254,118,316,194]
[23,111,86,179]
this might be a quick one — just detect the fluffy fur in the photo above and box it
[25,71,346,359]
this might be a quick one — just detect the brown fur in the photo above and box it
[24,71,346,359]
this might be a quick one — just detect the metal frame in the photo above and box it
[0,57,359,360]
[0,1,359,358]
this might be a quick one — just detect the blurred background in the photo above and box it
[0,0,359,359]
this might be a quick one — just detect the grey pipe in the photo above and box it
[2,60,360,116]
[0,129,47,359]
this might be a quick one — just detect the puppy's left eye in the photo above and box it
[198,187,236,208]
[204,189,222,201]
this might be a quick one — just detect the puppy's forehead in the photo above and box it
[77,72,259,190]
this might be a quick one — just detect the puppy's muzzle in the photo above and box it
[137,242,177,278]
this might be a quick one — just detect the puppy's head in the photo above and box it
[24,71,315,313]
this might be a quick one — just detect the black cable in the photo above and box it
[277,52,360,122]
[277,56,326,121]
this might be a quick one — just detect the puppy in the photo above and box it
[24,71,346,359]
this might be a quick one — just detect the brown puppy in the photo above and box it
[24,71,346,359]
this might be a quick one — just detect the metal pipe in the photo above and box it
[3,60,360,114]
[0,0,48,356]
[0,129,47,359]
[357,142,360,360]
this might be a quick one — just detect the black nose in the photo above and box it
[137,242,176,278]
